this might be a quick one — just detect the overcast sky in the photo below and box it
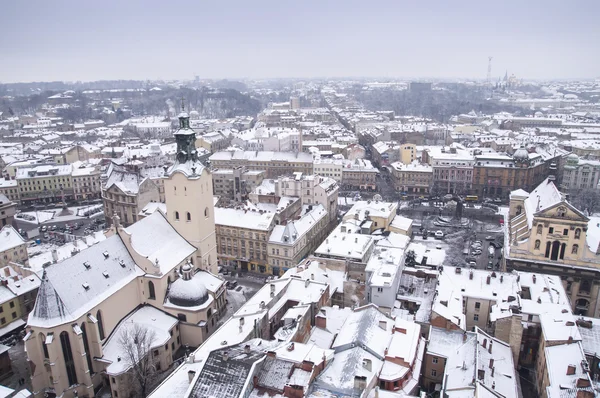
[1,0,598,83]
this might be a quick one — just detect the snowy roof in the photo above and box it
[282,260,345,298]
[366,246,404,288]
[315,346,383,395]
[544,342,593,398]
[344,200,397,221]
[0,225,26,253]
[29,234,143,328]
[190,338,281,398]
[577,317,600,359]
[104,165,145,195]
[139,202,167,217]
[167,275,209,308]
[125,211,196,274]
[539,312,582,343]
[523,178,564,229]
[331,304,392,358]
[214,207,275,231]
[442,328,517,398]
[0,266,41,297]
[427,326,474,359]
[434,269,520,330]
[308,306,353,349]
[314,232,374,262]
[102,305,178,376]
[166,160,206,179]
[586,216,600,253]
[269,205,327,245]
[389,215,413,233]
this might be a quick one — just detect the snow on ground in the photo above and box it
[16,210,55,224]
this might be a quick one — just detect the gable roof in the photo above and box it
[523,178,563,229]
[124,211,196,274]
[28,234,142,328]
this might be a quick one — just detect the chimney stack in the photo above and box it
[188,370,196,383]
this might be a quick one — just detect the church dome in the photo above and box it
[513,146,529,161]
[167,277,209,307]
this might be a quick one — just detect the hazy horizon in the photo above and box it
[1,0,599,84]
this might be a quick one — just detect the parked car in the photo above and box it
[485,236,495,241]
[434,231,444,239]
[41,226,48,232]
[468,261,477,268]
[50,225,57,231]
[487,261,494,269]
[462,248,469,255]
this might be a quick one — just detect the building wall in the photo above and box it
[0,242,28,268]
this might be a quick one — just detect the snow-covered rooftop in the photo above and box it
[125,211,196,275]
[102,305,178,376]
[28,234,143,328]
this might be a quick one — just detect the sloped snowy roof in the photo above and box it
[125,211,196,274]
[331,304,392,358]
[28,234,142,328]
[523,178,563,229]
[0,225,26,253]
[102,305,178,376]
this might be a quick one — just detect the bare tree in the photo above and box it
[118,324,158,398]
[571,189,600,216]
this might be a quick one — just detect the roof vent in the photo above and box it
[103,271,109,278]
[103,251,109,259]
[83,262,91,270]
[119,260,126,267]
[82,282,90,290]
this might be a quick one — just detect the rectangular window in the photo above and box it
[11,312,16,319]
[563,229,568,236]
[9,302,14,309]
[432,357,438,364]
[431,369,437,377]
[474,314,479,321]
[475,302,481,309]
[549,227,554,234]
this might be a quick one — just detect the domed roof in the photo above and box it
[513,146,529,160]
[167,277,209,307]
[567,153,579,160]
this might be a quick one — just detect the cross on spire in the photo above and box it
[180,97,185,112]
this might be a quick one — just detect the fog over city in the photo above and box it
[1,0,599,82]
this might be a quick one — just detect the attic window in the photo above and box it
[82,282,90,290]
[83,262,91,269]
[103,271,109,279]
[103,251,109,259]
[119,260,126,268]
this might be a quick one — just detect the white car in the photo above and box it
[435,231,444,239]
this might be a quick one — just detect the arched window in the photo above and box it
[204,207,209,218]
[81,323,94,373]
[207,308,212,318]
[39,333,49,359]
[516,205,522,215]
[175,211,180,221]
[97,310,105,340]
[572,244,579,255]
[167,276,171,285]
[536,225,543,235]
[186,212,191,222]
[575,229,581,239]
[148,281,156,300]
[534,240,541,250]
[545,241,552,258]
[60,332,78,386]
